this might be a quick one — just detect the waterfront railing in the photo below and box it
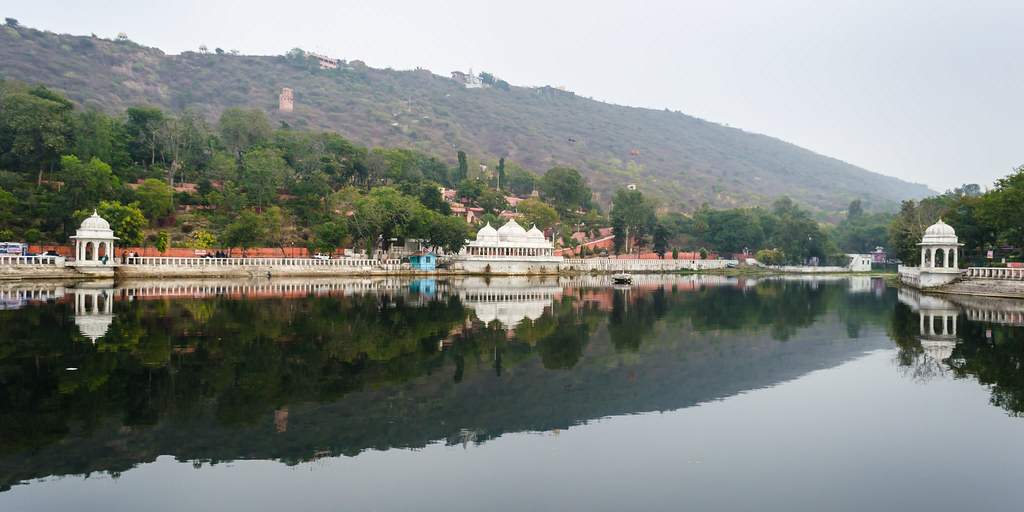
[124,256,403,268]
[965,267,1024,280]
[0,255,65,266]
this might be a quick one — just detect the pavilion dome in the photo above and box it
[527,224,546,242]
[73,210,117,239]
[80,211,111,231]
[497,219,528,243]
[921,219,958,245]
[475,222,499,243]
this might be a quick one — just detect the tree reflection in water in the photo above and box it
[0,276,1021,491]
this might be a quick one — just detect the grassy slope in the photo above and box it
[0,24,933,215]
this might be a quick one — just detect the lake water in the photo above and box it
[1,275,1023,511]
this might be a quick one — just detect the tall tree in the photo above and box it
[218,108,271,159]
[847,199,864,220]
[455,150,468,183]
[0,82,74,184]
[517,199,559,230]
[539,167,591,216]
[497,157,506,191]
[133,178,174,223]
[610,189,655,254]
[240,148,288,209]
[124,106,165,167]
[60,155,120,217]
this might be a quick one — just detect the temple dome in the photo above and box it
[527,224,546,242]
[921,219,958,245]
[475,222,499,243]
[497,219,528,243]
[80,211,111,232]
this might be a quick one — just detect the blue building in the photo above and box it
[409,251,437,271]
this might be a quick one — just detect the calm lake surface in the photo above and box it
[1,274,1023,511]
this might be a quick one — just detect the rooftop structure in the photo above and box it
[308,52,340,70]
[451,69,484,88]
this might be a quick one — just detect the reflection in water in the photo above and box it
[894,288,1024,412]
[0,275,1023,498]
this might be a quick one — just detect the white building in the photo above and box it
[70,211,118,268]
[898,219,964,289]
[456,219,562,274]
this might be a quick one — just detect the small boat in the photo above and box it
[611,273,632,284]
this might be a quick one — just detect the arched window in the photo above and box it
[934,248,945,268]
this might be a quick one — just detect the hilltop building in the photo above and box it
[450,69,484,88]
[279,87,293,112]
[308,52,340,70]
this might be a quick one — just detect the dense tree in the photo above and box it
[653,222,669,258]
[59,155,120,216]
[505,166,537,196]
[218,108,272,158]
[766,197,829,264]
[124,106,165,166]
[517,199,559,230]
[847,199,864,220]
[72,110,129,170]
[240,148,288,209]
[610,189,655,254]
[221,210,267,254]
[74,200,146,246]
[476,188,508,214]
[312,220,348,254]
[0,81,74,183]
[133,178,174,223]
[539,167,591,215]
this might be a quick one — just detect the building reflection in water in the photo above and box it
[457,277,560,330]
[72,285,116,343]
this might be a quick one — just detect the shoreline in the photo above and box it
[0,264,893,283]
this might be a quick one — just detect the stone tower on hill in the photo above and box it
[279,87,293,113]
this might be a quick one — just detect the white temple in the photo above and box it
[898,219,964,289]
[70,211,118,267]
[457,219,562,274]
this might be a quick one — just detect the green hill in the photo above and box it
[0,22,932,214]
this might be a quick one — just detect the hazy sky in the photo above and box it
[3,0,1022,191]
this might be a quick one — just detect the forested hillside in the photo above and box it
[0,21,931,214]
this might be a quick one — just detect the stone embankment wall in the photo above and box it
[936,278,1024,299]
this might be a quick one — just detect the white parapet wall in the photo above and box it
[559,258,737,273]
[119,256,405,278]
[898,265,962,289]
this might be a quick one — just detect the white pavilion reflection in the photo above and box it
[72,286,115,343]
[457,277,561,329]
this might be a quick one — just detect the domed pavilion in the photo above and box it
[898,219,964,289]
[458,219,561,274]
[70,210,118,267]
